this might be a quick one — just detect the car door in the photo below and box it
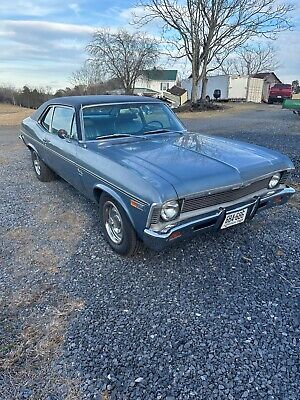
[44,105,83,192]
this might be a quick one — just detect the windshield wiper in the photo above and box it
[143,129,171,135]
[95,133,133,140]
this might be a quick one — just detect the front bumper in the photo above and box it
[143,186,295,251]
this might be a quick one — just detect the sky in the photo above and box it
[0,0,299,90]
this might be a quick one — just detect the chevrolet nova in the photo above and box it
[20,95,295,256]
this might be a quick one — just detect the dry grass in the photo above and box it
[2,297,84,368]
[0,103,32,126]
[1,202,89,397]
[6,227,59,273]
[0,155,9,165]
[0,290,84,399]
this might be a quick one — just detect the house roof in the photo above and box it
[252,72,282,83]
[167,85,187,96]
[140,69,178,81]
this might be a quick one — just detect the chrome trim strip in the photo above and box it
[21,130,149,205]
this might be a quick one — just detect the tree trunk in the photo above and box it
[200,56,209,101]
[201,74,208,101]
[191,73,199,105]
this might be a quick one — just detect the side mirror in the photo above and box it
[57,129,67,139]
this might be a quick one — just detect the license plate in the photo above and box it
[221,208,248,229]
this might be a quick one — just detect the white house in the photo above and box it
[134,69,179,96]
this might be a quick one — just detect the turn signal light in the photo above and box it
[169,231,182,240]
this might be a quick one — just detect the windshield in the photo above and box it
[82,102,185,140]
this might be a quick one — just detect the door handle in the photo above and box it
[42,138,51,144]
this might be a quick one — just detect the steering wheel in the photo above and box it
[145,120,164,130]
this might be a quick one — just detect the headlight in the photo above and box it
[268,173,281,189]
[160,200,180,221]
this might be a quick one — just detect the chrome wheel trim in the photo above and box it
[104,201,123,244]
[33,154,41,175]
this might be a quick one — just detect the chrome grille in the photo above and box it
[150,207,160,224]
[182,178,270,214]
[279,170,290,184]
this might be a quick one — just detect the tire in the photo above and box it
[99,193,143,256]
[31,150,55,182]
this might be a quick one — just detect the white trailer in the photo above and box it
[181,74,264,103]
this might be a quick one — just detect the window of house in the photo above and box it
[160,82,170,91]
[51,107,74,136]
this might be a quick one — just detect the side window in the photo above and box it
[41,107,53,131]
[52,107,74,137]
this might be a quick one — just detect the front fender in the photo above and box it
[93,183,148,234]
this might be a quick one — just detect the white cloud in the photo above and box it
[0,19,94,35]
[276,29,300,83]
[0,19,96,88]
[0,0,64,17]
[69,2,81,15]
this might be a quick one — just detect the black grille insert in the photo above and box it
[182,178,270,214]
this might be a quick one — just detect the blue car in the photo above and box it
[20,95,295,256]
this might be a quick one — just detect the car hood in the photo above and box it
[96,132,294,198]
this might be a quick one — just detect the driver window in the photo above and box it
[51,107,74,137]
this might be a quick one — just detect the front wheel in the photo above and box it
[31,150,55,182]
[99,193,143,256]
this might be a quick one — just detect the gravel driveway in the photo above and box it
[0,104,299,400]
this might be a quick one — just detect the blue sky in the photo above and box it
[0,0,299,90]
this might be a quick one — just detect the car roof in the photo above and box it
[31,95,162,121]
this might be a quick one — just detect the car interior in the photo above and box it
[83,111,144,140]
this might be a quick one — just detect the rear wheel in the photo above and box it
[31,150,55,182]
[99,193,143,256]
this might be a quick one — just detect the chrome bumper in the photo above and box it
[143,186,295,251]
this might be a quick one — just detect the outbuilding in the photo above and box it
[252,72,282,102]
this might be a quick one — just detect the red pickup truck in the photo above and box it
[268,84,292,104]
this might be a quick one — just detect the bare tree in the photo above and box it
[135,0,293,103]
[218,43,279,76]
[87,29,159,94]
[71,60,103,88]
